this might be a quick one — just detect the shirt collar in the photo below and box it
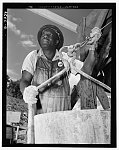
[38,48,60,61]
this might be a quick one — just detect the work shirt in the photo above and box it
[21,48,83,114]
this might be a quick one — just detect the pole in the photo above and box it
[27,104,35,144]
[15,126,19,142]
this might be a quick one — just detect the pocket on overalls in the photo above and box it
[33,67,49,85]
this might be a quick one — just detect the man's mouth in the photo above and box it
[42,38,49,44]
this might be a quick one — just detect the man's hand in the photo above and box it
[87,27,102,50]
[23,85,38,104]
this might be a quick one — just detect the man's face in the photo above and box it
[40,29,59,49]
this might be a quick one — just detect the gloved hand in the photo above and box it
[23,85,38,104]
[87,27,102,46]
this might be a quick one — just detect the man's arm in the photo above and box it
[20,70,46,94]
[20,70,33,94]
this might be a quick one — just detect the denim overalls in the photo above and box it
[32,50,71,114]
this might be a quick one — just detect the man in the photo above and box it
[20,24,83,115]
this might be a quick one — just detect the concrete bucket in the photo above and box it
[34,109,110,144]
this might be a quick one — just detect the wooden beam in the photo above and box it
[27,9,78,33]
[95,9,109,28]
[77,9,108,42]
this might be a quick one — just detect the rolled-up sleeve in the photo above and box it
[21,50,37,75]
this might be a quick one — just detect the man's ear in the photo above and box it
[55,40,59,45]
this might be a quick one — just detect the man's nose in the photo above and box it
[43,34,48,38]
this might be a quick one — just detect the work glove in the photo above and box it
[87,27,102,50]
[23,85,38,104]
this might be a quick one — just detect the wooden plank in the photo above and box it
[28,9,78,33]
[95,9,108,28]
[77,9,101,42]
[77,9,108,42]
[6,126,13,139]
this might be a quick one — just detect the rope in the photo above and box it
[100,21,112,30]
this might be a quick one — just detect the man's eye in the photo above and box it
[48,34,53,37]
[42,33,52,38]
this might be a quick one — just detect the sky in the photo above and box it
[7,9,92,81]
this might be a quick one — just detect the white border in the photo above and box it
[0,1,118,150]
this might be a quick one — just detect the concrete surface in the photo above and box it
[34,109,110,144]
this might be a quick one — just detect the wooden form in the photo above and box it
[77,9,108,42]
[76,9,110,109]
[28,9,78,33]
